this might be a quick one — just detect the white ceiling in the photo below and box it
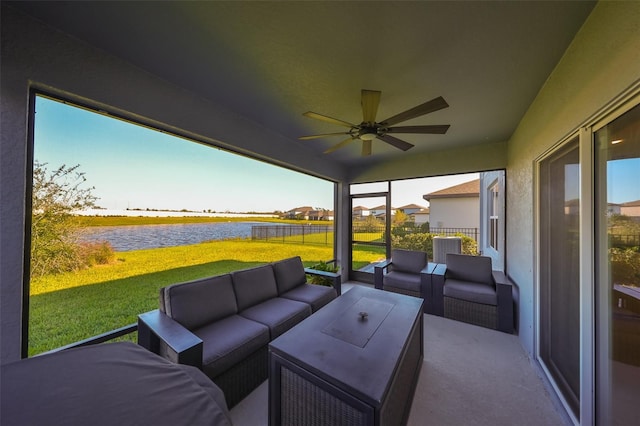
[10,1,596,167]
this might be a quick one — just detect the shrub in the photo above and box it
[306,261,339,287]
[79,241,116,267]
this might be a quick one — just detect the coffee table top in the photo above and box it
[269,286,423,406]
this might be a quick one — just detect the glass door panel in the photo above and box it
[350,194,389,283]
[595,103,640,425]
[539,137,581,418]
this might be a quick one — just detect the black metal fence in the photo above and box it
[251,224,333,245]
[610,234,640,248]
[352,224,478,243]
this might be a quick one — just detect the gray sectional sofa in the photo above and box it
[137,256,340,408]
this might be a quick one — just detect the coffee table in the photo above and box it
[269,286,424,426]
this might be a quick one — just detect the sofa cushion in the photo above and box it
[383,270,422,293]
[193,314,270,379]
[272,256,307,294]
[280,284,337,312]
[443,279,497,305]
[446,254,494,284]
[162,274,237,330]
[231,265,279,311]
[239,297,311,339]
[391,249,427,274]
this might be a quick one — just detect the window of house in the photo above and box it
[488,181,499,250]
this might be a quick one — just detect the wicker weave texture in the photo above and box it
[214,345,268,408]
[383,285,421,299]
[281,366,366,426]
[444,296,497,330]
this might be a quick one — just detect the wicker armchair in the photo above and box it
[374,249,435,313]
[431,253,514,333]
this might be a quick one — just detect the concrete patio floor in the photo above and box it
[230,283,570,426]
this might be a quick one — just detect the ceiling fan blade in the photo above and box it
[385,124,450,134]
[324,137,358,154]
[362,140,372,156]
[299,132,352,140]
[380,96,449,126]
[361,90,381,124]
[376,134,414,151]
[303,111,355,128]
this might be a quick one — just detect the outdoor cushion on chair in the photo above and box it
[432,253,514,333]
[374,249,431,312]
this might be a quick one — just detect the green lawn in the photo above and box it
[29,238,382,355]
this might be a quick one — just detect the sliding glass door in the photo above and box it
[595,103,640,425]
[538,137,581,419]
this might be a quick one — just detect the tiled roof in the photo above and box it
[423,179,480,201]
[621,200,640,207]
[399,203,426,210]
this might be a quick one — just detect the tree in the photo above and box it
[30,161,98,277]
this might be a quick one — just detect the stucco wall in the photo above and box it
[506,1,640,356]
[429,197,480,230]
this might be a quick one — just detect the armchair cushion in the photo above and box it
[272,256,307,294]
[445,253,493,284]
[232,265,279,311]
[384,271,422,293]
[193,315,270,379]
[161,274,237,330]
[443,279,497,305]
[391,249,428,274]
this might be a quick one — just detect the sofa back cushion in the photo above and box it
[391,249,427,274]
[231,264,279,311]
[272,256,307,294]
[446,254,493,284]
[161,274,237,330]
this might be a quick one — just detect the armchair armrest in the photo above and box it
[373,259,392,290]
[419,262,438,313]
[305,267,342,296]
[492,271,515,333]
[138,310,203,369]
[429,263,447,316]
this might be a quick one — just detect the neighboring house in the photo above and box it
[284,206,314,220]
[620,200,640,217]
[397,204,426,215]
[352,206,370,219]
[411,208,430,225]
[423,179,480,230]
[307,209,334,221]
[369,205,396,217]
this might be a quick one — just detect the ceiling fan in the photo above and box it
[299,90,450,156]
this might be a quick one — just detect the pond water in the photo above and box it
[78,222,269,252]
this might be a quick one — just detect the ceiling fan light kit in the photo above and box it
[300,89,450,156]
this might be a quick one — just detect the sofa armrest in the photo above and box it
[373,259,392,290]
[492,271,515,333]
[138,310,203,369]
[304,267,342,296]
[429,263,447,316]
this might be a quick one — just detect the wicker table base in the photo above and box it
[269,286,423,426]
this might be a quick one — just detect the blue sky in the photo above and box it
[34,96,639,214]
[34,96,478,213]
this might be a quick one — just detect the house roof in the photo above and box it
[621,200,640,207]
[423,179,480,201]
[399,204,426,210]
[287,206,314,213]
